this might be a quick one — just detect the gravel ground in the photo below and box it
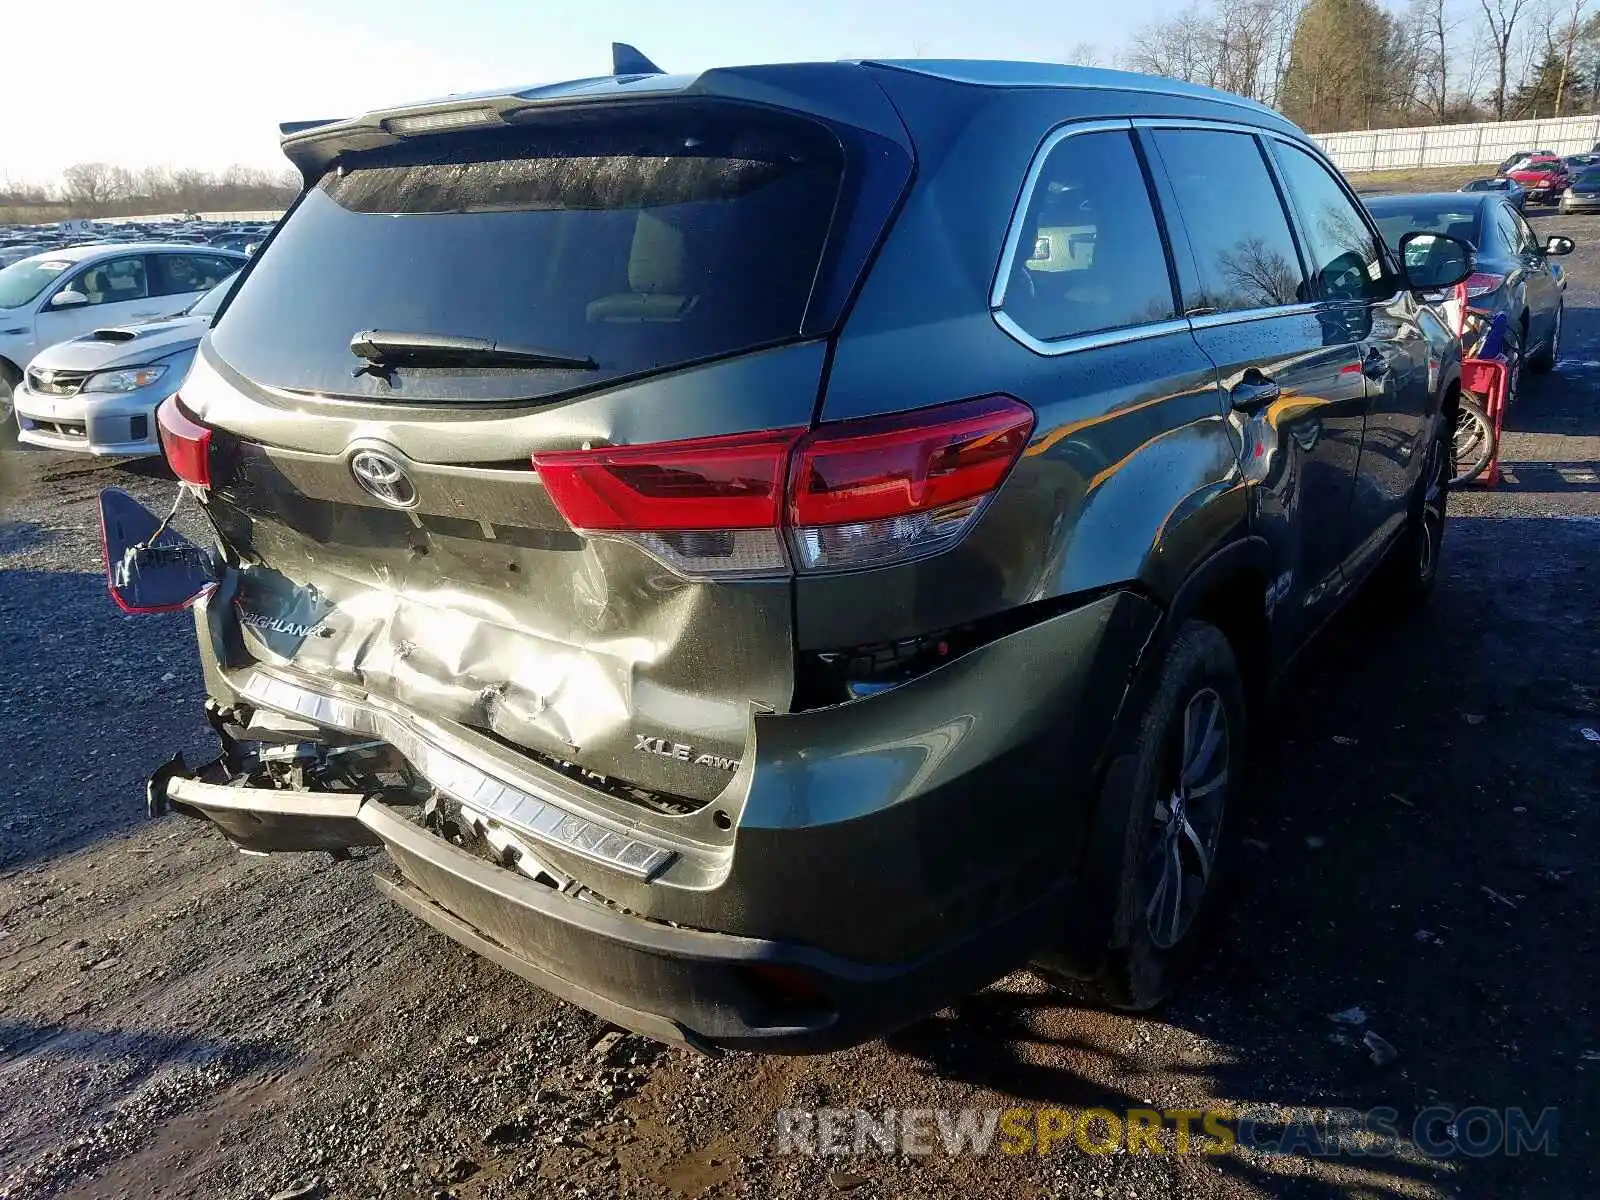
[3,210,1599,1200]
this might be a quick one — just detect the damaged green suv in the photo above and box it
[100,51,1472,1052]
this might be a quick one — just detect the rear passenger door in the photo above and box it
[1141,124,1368,644]
[1269,138,1429,568]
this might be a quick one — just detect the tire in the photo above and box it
[0,363,18,450]
[1034,620,1246,1011]
[1529,302,1561,373]
[1450,399,1496,486]
[1375,419,1451,610]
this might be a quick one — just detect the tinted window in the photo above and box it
[1493,207,1524,255]
[152,253,238,297]
[1367,202,1482,254]
[1152,129,1306,313]
[212,106,844,403]
[1273,144,1389,302]
[999,130,1176,342]
[68,256,148,306]
[1508,208,1540,254]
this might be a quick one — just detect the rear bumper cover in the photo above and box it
[162,771,1079,1052]
[175,583,1159,1051]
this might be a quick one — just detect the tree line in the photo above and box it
[0,163,301,224]
[1072,0,1600,134]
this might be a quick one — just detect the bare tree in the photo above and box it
[1553,0,1591,113]
[60,163,119,213]
[1481,0,1533,117]
[1064,40,1105,67]
[1410,0,1460,121]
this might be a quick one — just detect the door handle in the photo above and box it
[1229,370,1280,413]
[1361,347,1390,380]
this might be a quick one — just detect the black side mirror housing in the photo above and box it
[1397,231,1475,292]
[1544,234,1576,256]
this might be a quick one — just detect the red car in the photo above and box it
[1506,155,1570,203]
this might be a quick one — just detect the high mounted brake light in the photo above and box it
[532,395,1034,578]
[156,393,213,487]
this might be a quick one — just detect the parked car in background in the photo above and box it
[1366,191,1571,399]
[1459,176,1527,211]
[1562,153,1600,173]
[1559,166,1600,213]
[12,271,239,455]
[0,244,245,417]
[1497,150,1555,174]
[1505,154,1570,203]
[104,55,1474,1051]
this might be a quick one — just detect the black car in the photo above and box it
[1560,166,1600,213]
[102,52,1472,1052]
[1366,192,1570,394]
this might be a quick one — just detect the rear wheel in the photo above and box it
[1529,302,1561,373]
[1375,419,1451,610]
[1034,620,1245,1010]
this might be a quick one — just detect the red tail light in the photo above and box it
[532,395,1034,578]
[1463,272,1506,299]
[156,394,212,487]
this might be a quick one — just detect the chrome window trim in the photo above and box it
[990,115,1347,357]
[1187,302,1320,330]
[993,311,1193,357]
[990,117,1133,312]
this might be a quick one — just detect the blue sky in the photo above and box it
[4,0,1184,181]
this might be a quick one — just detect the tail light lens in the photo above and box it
[1463,273,1505,299]
[532,395,1034,578]
[155,394,212,487]
[789,395,1035,570]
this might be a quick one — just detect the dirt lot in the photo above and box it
[3,210,1599,1200]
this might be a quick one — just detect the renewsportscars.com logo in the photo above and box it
[775,1106,1559,1159]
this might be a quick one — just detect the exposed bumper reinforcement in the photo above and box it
[154,770,1066,1052]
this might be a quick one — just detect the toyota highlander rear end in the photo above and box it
[103,60,1165,1051]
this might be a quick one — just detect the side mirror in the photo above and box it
[49,288,89,310]
[99,487,216,613]
[1544,234,1575,256]
[1397,231,1474,292]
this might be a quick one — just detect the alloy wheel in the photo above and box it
[1141,687,1230,951]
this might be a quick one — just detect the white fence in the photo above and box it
[1317,113,1600,173]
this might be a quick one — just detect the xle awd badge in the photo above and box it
[633,733,741,772]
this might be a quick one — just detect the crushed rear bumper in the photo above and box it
[160,770,1075,1053]
[165,582,1159,1052]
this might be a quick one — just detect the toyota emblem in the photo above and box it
[349,448,418,508]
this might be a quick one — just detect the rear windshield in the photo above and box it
[210,105,845,402]
[1369,204,1482,252]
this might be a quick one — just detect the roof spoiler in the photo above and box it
[611,42,663,75]
[279,118,343,137]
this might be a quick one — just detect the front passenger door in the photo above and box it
[1269,140,1430,577]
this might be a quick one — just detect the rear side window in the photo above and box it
[211,106,845,402]
[1151,129,1306,314]
[152,254,238,297]
[1272,143,1390,303]
[999,130,1177,343]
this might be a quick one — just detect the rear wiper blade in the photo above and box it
[349,329,597,371]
